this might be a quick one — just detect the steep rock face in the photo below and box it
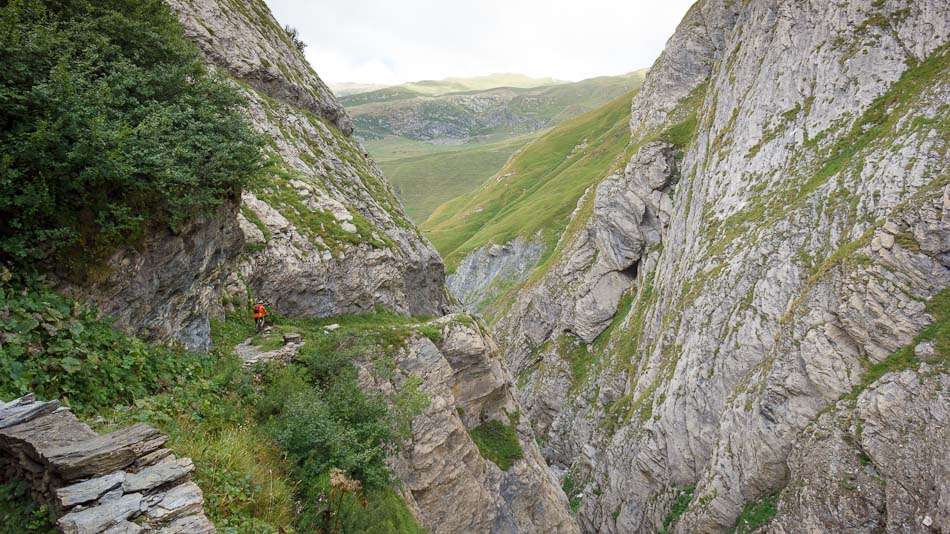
[494,0,950,532]
[55,201,243,352]
[447,236,544,312]
[169,0,352,135]
[496,137,678,353]
[168,0,450,319]
[764,368,948,533]
[359,316,579,534]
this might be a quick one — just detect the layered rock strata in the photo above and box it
[361,315,579,534]
[0,395,214,534]
[488,0,950,532]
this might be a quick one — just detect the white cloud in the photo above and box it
[265,0,697,84]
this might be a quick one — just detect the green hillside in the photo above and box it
[349,72,646,221]
[422,89,636,271]
[343,71,646,139]
[369,132,544,222]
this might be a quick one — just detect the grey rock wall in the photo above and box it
[360,316,579,534]
[55,200,243,352]
[167,0,352,135]
[447,236,544,312]
[491,0,950,532]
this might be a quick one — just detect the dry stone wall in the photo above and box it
[0,395,213,534]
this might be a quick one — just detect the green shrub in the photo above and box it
[0,0,264,271]
[251,311,436,533]
[732,493,778,533]
[562,474,582,514]
[468,419,524,471]
[660,485,695,534]
[269,379,395,490]
[0,279,210,415]
[0,481,56,533]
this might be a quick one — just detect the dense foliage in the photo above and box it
[0,275,210,415]
[247,311,432,533]
[0,480,56,533]
[0,0,264,271]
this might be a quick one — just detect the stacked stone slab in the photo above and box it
[0,394,214,534]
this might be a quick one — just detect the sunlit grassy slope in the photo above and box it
[422,89,636,271]
[369,132,544,222]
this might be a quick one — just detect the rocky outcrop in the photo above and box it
[54,200,244,352]
[167,0,352,135]
[496,138,678,353]
[167,0,450,320]
[447,236,544,312]
[360,316,579,534]
[765,367,948,533]
[492,0,950,532]
[0,394,214,534]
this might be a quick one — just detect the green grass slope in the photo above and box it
[371,132,544,222]
[422,89,636,271]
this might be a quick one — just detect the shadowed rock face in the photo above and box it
[55,200,244,352]
[487,0,950,532]
[448,236,545,312]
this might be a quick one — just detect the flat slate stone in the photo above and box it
[156,513,216,534]
[102,520,144,534]
[0,409,98,455]
[123,457,193,493]
[145,481,204,523]
[0,395,60,429]
[56,471,126,508]
[46,423,167,481]
[57,492,143,534]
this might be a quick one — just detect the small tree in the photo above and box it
[284,24,307,52]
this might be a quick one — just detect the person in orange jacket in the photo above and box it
[252,300,269,332]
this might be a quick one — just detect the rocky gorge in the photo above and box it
[446,0,950,532]
[4,0,948,532]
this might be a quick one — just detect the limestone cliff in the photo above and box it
[59,0,577,530]
[487,0,950,532]
[366,316,578,534]
[165,0,450,322]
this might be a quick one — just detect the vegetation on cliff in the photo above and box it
[0,274,432,533]
[0,0,264,273]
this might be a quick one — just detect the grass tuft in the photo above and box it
[468,419,524,471]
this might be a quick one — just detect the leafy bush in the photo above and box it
[468,419,524,471]
[0,481,56,533]
[284,25,307,52]
[247,312,437,533]
[268,375,395,490]
[0,278,210,415]
[0,0,264,271]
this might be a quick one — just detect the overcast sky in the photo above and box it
[266,0,697,85]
